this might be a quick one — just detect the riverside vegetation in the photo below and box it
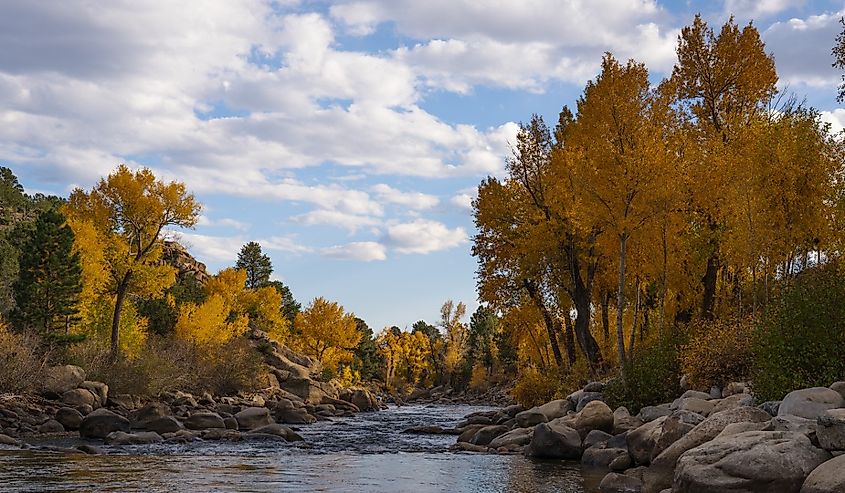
[1,13,845,493]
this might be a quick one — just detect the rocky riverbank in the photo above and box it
[435,380,845,492]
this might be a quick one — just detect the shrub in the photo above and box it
[0,322,45,393]
[196,338,263,396]
[513,366,560,408]
[604,336,682,414]
[752,263,845,401]
[680,317,754,390]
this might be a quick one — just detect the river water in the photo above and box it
[0,404,591,492]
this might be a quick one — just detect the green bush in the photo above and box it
[604,336,682,414]
[752,263,845,402]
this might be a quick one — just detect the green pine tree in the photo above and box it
[236,241,273,288]
[11,208,83,340]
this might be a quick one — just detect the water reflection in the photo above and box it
[0,405,587,493]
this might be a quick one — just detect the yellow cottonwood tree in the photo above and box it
[293,297,360,372]
[64,165,200,356]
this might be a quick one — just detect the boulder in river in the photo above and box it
[515,410,548,428]
[61,388,96,409]
[470,425,509,446]
[235,407,273,430]
[575,400,614,438]
[55,407,84,431]
[275,408,317,425]
[524,422,581,460]
[599,472,643,493]
[249,423,304,442]
[184,412,226,430]
[144,416,183,434]
[105,431,164,445]
[79,408,131,439]
[489,427,532,448]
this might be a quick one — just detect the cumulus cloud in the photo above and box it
[372,183,439,210]
[763,10,842,89]
[321,241,387,261]
[176,232,311,265]
[385,219,468,254]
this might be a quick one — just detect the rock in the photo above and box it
[249,423,303,442]
[234,407,273,431]
[584,429,613,449]
[679,390,712,401]
[144,416,183,434]
[109,394,141,411]
[403,425,445,434]
[489,428,532,448]
[224,416,239,430]
[38,419,65,433]
[105,431,163,445]
[275,408,316,425]
[711,393,755,415]
[644,406,772,492]
[678,398,715,416]
[202,429,242,441]
[75,404,93,416]
[132,402,171,427]
[281,377,331,404]
[61,388,96,408]
[650,413,698,461]
[457,424,487,443]
[715,420,769,439]
[723,382,750,397]
[55,407,84,431]
[79,408,131,439]
[183,412,225,430]
[78,381,109,408]
[577,392,604,412]
[582,446,630,469]
[779,387,845,420]
[613,407,644,434]
[171,391,198,408]
[503,404,524,417]
[638,405,671,423]
[769,415,818,438]
[830,382,845,401]
[801,454,845,493]
[585,381,605,393]
[628,417,668,466]
[817,409,845,451]
[349,389,379,411]
[41,365,86,395]
[524,422,582,460]
[470,425,509,446]
[536,399,572,420]
[760,401,781,416]
[515,410,548,428]
[575,400,614,437]
[599,472,643,493]
[675,431,830,492]
[0,433,21,446]
[709,386,722,399]
[76,444,104,454]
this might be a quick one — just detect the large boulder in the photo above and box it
[249,423,303,442]
[132,402,171,427]
[801,454,845,493]
[489,427,533,448]
[55,407,84,431]
[644,406,771,492]
[61,388,96,408]
[638,405,672,423]
[816,409,845,451]
[515,410,548,428]
[613,407,644,434]
[235,407,273,431]
[575,400,614,438]
[830,382,845,401]
[678,398,715,417]
[42,365,86,395]
[711,393,755,415]
[144,416,183,434]
[628,417,668,466]
[581,445,631,470]
[275,408,316,425]
[599,472,643,493]
[105,431,164,445]
[779,387,845,420]
[348,389,379,411]
[184,412,226,430]
[675,431,830,492]
[79,408,131,439]
[469,425,509,446]
[282,377,336,404]
[524,422,582,459]
[78,381,109,409]
[536,399,571,420]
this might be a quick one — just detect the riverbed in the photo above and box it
[0,404,590,492]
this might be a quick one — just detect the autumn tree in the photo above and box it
[440,300,468,382]
[64,165,201,356]
[467,305,499,374]
[294,297,361,372]
[11,208,82,340]
[268,280,301,328]
[236,241,272,289]
[833,17,845,102]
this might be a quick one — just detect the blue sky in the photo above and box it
[1,0,843,332]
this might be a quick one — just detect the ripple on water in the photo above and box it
[0,404,586,492]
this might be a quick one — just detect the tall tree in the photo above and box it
[468,305,498,374]
[268,280,301,328]
[293,297,361,371]
[236,241,273,289]
[11,208,82,339]
[64,165,200,356]
[833,17,845,102]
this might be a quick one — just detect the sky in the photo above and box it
[1,0,844,332]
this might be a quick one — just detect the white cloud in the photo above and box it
[321,241,387,261]
[291,209,381,232]
[175,232,311,265]
[372,183,439,209]
[385,219,468,254]
[449,188,476,212]
[763,10,842,89]
[724,0,805,19]
[196,215,250,231]
[820,109,845,135]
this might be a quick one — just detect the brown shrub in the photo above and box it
[680,318,754,390]
[0,323,46,393]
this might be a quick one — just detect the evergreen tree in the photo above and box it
[236,241,273,288]
[351,317,383,381]
[268,280,300,328]
[11,208,82,339]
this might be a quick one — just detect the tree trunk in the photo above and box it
[701,249,718,320]
[572,264,603,368]
[562,310,577,365]
[616,235,627,364]
[600,291,611,341]
[628,278,640,361]
[524,279,564,368]
[111,271,133,358]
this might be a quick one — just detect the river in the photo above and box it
[0,404,592,492]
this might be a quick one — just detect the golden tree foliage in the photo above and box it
[64,164,200,355]
[175,294,248,346]
[375,327,433,389]
[293,297,360,372]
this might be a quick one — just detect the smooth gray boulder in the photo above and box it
[535,399,571,420]
[249,423,303,441]
[489,427,532,448]
[801,454,845,493]
[105,431,163,445]
[55,407,84,431]
[599,472,643,493]
[674,431,830,492]
[817,409,845,451]
[515,410,548,428]
[575,400,614,437]
[184,412,225,430]
[524,422,582,459]
[42,365,86,395]
[144,416,183,434]
[469,425,509,446]
[234,407,273,430]
[79,408,131,439]
[779,387,845,420]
